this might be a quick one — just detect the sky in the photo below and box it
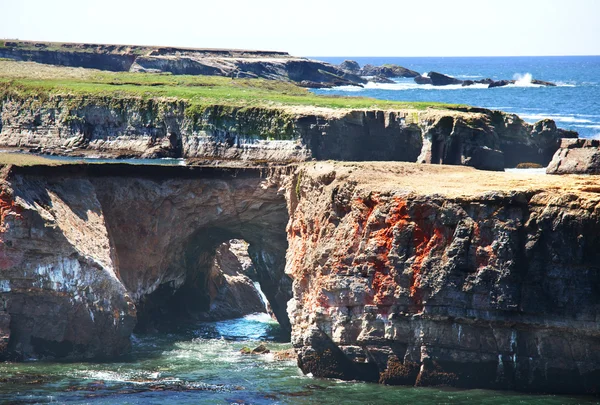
[1,0,599,57]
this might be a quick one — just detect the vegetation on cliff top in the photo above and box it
[0,60,460,111]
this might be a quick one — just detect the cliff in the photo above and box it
[547,138,600,175]
[0,164,291,359]
[286,162,600,394]
[0,40,364,87]
[0,161,599,394]
[0,91,575,170]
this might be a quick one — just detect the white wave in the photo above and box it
[518,113,593,123]
[421,72,429,78]
[71,369,170,384]
[555,82,577,87]
[513,72,535,86]
[243,312,276,323]
[573,124,600,129]
[323,82,490,92]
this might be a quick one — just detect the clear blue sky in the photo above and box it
[1,0,598,57]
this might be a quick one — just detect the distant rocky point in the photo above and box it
[0,40,366,89]
[337,60,557,89]
[413,71,557,88]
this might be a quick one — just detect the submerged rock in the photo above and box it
[241,344,270,355]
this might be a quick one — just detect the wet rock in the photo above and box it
[488,79,515,88]
[427,71,463,86]
[368,75,396,84]
[414,75,433,85]
[240,343,270,354]
[532,79,557,86]
[273,348,297,360]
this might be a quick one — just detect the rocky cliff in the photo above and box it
[0,164,290,359]
[0,93,575,170]
[0,41,364,87]
[547,138,600,175]
[1,161,599,393]
[286,162,600,394]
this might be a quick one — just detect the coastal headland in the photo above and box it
[0,42,597,395]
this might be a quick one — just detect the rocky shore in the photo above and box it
[0,93,576,170]
[337,60,557,88]
[0,161,599,394]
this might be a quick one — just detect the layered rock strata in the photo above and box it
[0,94,576,170]
[286,162,600,394]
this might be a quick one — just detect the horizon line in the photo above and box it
[307,54,600,58]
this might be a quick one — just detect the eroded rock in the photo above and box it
[286,162,600,394]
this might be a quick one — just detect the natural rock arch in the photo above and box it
[0,165,291,360]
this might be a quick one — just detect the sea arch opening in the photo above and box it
[91,167,293,341]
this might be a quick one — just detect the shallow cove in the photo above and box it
[0,315,598,405]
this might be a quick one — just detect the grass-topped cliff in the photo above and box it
[0,60,572,169]
[0,60,458,111]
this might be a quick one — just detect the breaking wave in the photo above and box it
[517,113,594,124]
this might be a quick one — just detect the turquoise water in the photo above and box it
[313,56,600,139]
[1,314,598,404]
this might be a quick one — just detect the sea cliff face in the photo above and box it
[0,95,575,169]
[0,165,290,359]
[0,162,599,393]
[286,162,600,394]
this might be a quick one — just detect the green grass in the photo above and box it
[0,60,462,111]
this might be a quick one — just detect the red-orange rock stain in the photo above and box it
[472,222,496,269]
[0,189,22,232]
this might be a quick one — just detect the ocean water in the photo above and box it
[1,314,598,405]
[312,56,600,139]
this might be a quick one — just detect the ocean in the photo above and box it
[312,56,600,139]
[2,314,598,405]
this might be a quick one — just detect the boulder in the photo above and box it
[462,146,505,171]
[414,75,433,85]
[547,139,600,174]
[241,344,271,355]
[339,60,361,73]
[488,80,515,88]
[532,79,557,87]
[427,71,463,86]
